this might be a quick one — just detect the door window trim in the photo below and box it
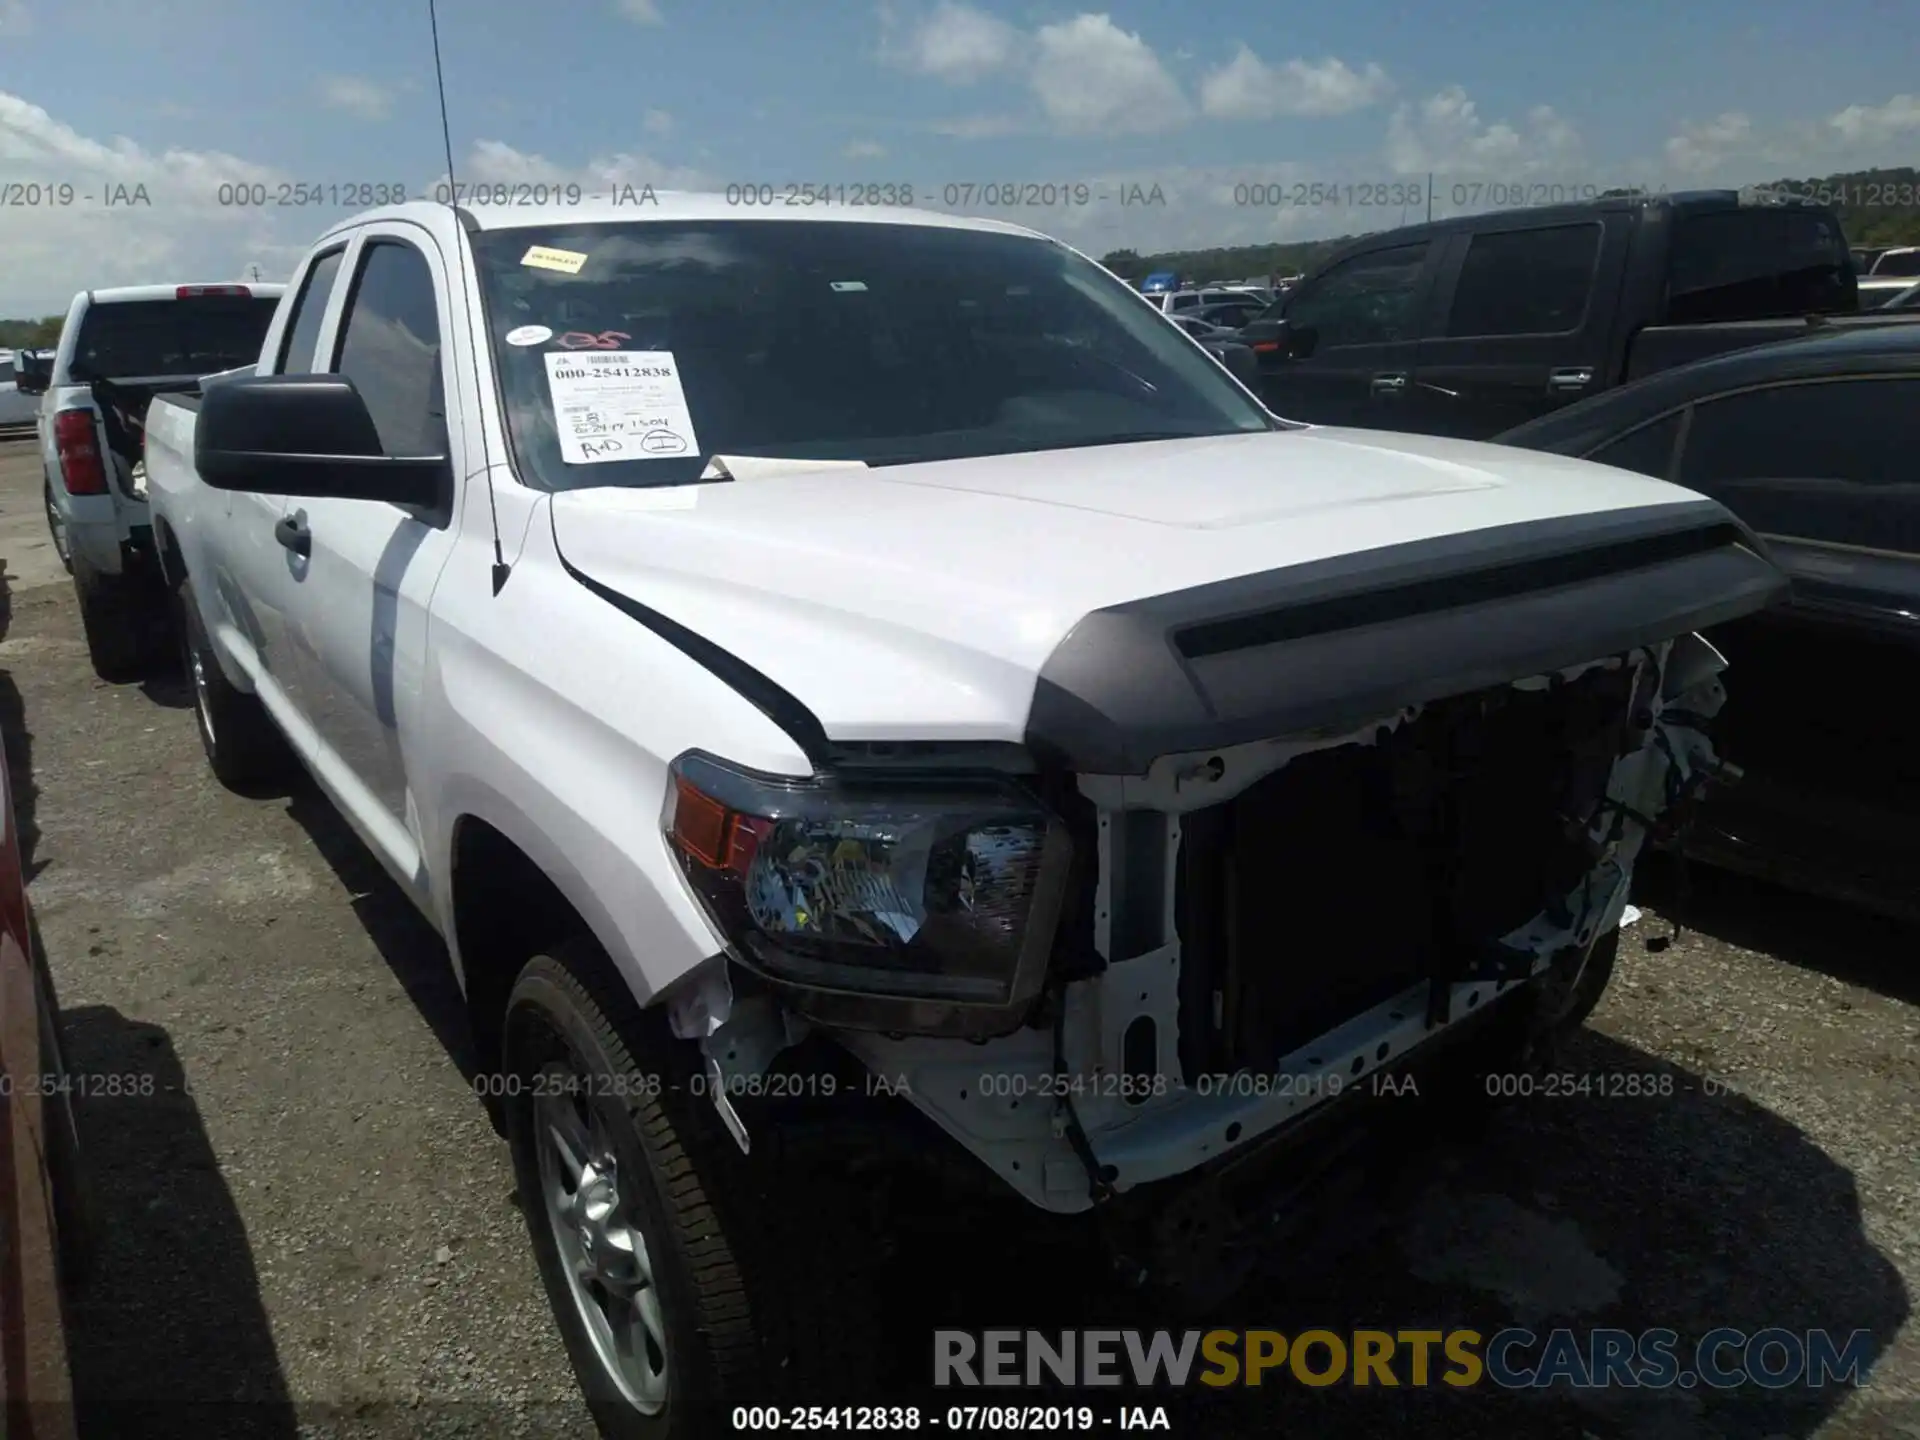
[273,244,350,374]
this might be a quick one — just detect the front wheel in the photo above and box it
[502,941,879,1436]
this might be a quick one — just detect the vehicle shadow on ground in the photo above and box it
[1636,854,1920,1006]
[275,776,480,1086]
[58,1005,297,1439]
[875,1024,1910,1439]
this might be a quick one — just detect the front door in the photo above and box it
[1258,240,1433,428]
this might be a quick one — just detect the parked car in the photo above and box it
[0,729,92,1437]
[1167,313,1260,386]
[0,353,41,432]
[1857,274,1919,308]
[1149,287,1264,316]
[1496,323,1920,923]
[30,283,283,678]
[144,197,1783,1429]
[1881,279,1920,310]
[1851,245,1890,273]
[1236,190,1895,438]
[1866,245,1920,277]
[1188,297,1266,330]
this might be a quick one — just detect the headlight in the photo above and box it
[663,751,1072,1035]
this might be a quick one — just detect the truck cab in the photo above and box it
[1243,191,1867,439]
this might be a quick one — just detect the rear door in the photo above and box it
[1258,240,1435,426]
[1403,214,1627,440]
[1666,374,1920,886]
[213,245,350,700]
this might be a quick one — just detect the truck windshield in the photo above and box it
[68,297,280,381]
[471,219,1275,490]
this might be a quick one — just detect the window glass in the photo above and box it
[1871,250,1920,277]
[1586,411,1683,478]
[1285,243,1428,348]
[1678,378,1920,550]
[472,220,1273,490]
[66,297,279,380]
[333,241,445,457]
[1446,223,1602,337]
[1667,209,1852,323]
[277,249,345,374]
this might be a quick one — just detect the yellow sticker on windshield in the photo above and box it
[522,245,588,275]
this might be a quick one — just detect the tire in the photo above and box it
[44,480,73,575]
[175,576,294,791]
[71,551,148,682]
[501,939,880,1437]
[1557,924,1620,1032]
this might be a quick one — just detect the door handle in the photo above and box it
[1370,372,1408,396]
[1547,367,1594,393]
[274,515,311,557]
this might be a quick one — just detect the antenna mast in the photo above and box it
[429,0,512,594]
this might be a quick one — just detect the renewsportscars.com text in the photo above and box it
[933,1327,1874,1390]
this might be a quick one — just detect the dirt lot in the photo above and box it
[3,435,1917,1439]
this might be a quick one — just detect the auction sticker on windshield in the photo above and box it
[544,350,700,464]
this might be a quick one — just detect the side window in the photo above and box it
[1285,243,1428,349]
[1667,210,1851,324]
[331,240,446,457]
[1586,411,1683,478]
[1676,378,1920,550]
[276,248,346,374]
[1445,223,1602,338]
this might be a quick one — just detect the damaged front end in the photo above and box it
[655,500,1783,1292]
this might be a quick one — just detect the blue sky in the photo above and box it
[1,0,1916,312]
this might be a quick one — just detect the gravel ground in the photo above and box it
[3,437,1916,1440]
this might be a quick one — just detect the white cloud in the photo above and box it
[1826,93,1920,144]
[614,0,662,23]
[1664,111,1752,175]
[1030,14,1190,136]
[843,139,888,159]
[458,138,715,194]
[1385,85,1581,176]
[932,112,1028,138]
[0,90,296,314]
[316,75,394,121]
[1199,47,1391,120]
[642,108,673,137]
[880,0,1020,83]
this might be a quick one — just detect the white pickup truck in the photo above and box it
[143,197,1785,1430]
[26,282,282,677]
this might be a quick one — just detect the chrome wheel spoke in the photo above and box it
[533,1054,669,1414]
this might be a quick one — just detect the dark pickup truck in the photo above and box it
[1242,190,1920,439]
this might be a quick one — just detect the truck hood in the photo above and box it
[550,427,1787,768]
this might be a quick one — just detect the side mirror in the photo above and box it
[14,353,50,394]
[196,373,448,508]
[1216,343,1259,388]
[1286,321,1319,358]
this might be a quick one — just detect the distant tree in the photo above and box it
[0,316,64,349]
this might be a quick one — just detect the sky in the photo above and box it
[0,0,1916,313]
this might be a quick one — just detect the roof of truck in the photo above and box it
[313,195,1051,248]
[78,282,289,305]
